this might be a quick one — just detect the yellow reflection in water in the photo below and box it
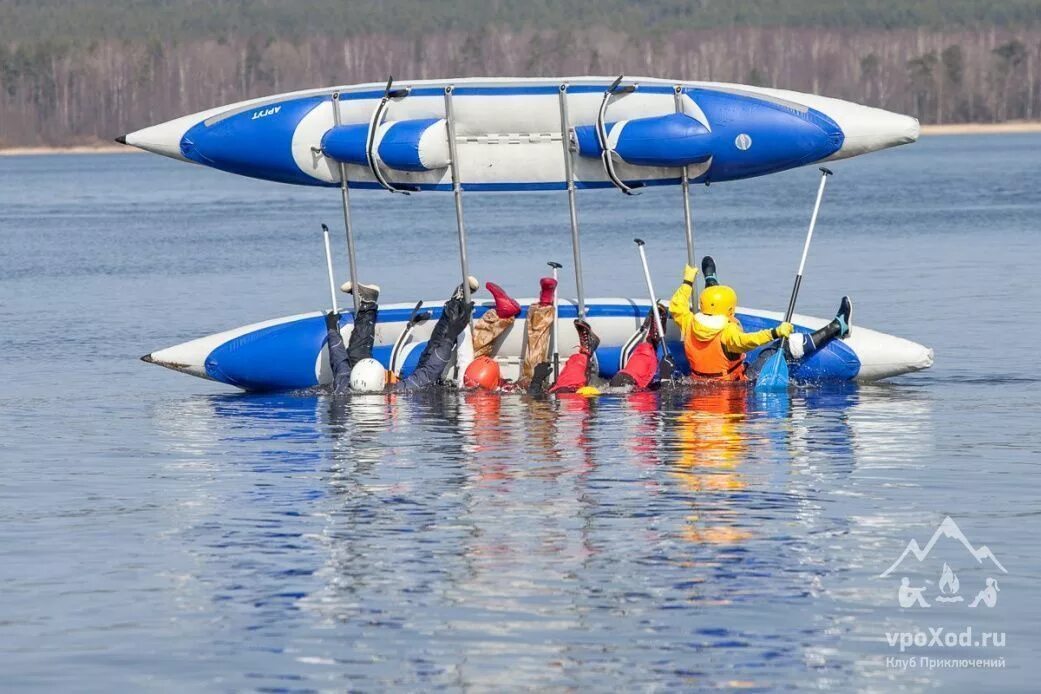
[671,386,755,545]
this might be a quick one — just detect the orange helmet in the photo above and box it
[463,356,501,390]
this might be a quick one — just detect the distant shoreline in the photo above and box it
[918,121,1041,135]
[0,144,141,156]
[1,121,1040,156]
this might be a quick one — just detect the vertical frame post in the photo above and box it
[443,86,474,328]
[675,85,696,308]
[557,84,587,320]
[331,91,361,316]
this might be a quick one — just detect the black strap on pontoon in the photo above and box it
[595,75,644,195]
[366,76,419,194]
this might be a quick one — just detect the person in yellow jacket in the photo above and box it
[669,256,852,382]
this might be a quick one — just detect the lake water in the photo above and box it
[1,135,1039,691]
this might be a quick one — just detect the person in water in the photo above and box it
[471,282,522,359]
[462,276,562,392]
[521,277,559,387]
[543,303,667,394]
[325,277,478,393]
[669,256,853,382]
[458,281,527,391]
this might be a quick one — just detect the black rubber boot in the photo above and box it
[806,296,853,351]
[575,319,601,383]
[574,319,600,356]
[701,255,718,287]
[836,296,853,338]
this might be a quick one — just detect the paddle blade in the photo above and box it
[658,354,676,382]
[755,349,790,392]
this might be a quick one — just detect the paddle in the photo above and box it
[755,167,834,392]
[633,238,676,381]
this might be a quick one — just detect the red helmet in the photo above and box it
[463,356,501,390]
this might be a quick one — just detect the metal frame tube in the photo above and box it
[331,92,361,316]
[675,85,696,307]
[547,261,562,379]
[784,168,833,322]
[557,84,586,319]
[443,86,473,326]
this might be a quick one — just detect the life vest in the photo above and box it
[684,317,748,382]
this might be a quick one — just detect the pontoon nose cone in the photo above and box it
[121,99,246,162]
[141,341,214,380]
[848,327,933,381]
[121,111,206,162]
[825,103,919,160]
[919,347,935,370]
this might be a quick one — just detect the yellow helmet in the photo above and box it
[699,285,738,317]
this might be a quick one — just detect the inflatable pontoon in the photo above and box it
[142,298,934,392]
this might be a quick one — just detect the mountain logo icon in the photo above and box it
[880,516,1007,578]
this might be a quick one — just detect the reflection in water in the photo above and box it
[669,387,753,546]
[147,383,934,689]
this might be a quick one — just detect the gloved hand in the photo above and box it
[325,311,340,331]
[683,264,698,284]
[445,301,474,335]
[773,322,794,338]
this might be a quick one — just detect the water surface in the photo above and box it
[1,135,1039,690]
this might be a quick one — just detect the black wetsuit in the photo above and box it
[326,294,473,393]
[326,300,378,395]
[395,295,472,391]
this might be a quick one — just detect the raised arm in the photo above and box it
[720,321,792,355]
[668,265,698,336]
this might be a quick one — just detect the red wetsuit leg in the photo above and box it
[548,353,589,393]
[618,342,658,389]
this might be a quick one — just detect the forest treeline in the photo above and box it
[0,0,1039,146]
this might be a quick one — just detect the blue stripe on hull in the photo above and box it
[181,96,326,186]
[204,314,330,391]
[330,84,684,101]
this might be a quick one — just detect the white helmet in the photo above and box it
[349,358,387,393]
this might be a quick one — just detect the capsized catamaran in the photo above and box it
[123,75,931,392]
